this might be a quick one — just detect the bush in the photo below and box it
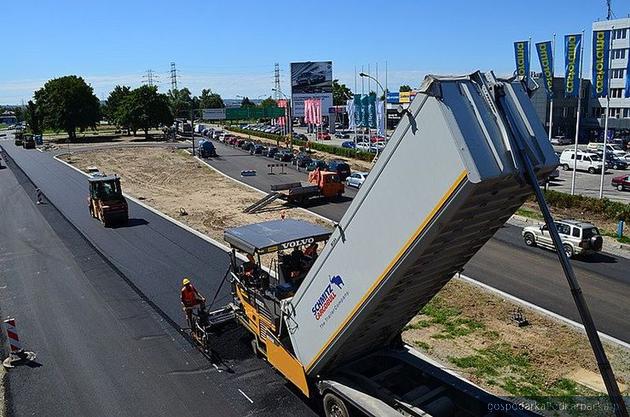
[225,126,375,162]
[539,190,630,221]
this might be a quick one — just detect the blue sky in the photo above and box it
[1,0,626,104]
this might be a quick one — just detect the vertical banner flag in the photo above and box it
[361,95,370,127]
[347,98,355,129]
[564,34,582,97]
[535,41,554,98]
[353,94,362,127]
[513,41,530,83]
[592,30,610,98]
[367,94,376,128]
[375,99,385,136]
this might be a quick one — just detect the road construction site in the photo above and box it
[1,74,629,417]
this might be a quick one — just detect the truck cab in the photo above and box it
[308,168,344,198]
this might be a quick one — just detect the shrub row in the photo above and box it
[225,126,375,162]
[539,189,630,222]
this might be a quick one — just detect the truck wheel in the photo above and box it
[523,233,536,247]
[323,393,350,417]
[588,167,596,174]
[562,164,570,171]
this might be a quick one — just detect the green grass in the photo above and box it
[416,297,485,339]
[516,207,544,220]
[601,230,630,244]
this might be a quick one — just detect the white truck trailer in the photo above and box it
[217,72,622,416]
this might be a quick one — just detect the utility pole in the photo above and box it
[170,62,178,90]
[607,0,614,20]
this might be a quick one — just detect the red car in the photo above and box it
[370,135,385,143]
[611,175,630,191]
[317,132,331,140]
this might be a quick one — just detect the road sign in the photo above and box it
[225,107,286,119]
[202,108,227,120]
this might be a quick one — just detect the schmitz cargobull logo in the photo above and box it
[312,275,345,321]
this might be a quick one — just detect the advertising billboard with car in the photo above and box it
[291,61,333,117]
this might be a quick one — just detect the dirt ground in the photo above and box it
[60,146,629,410]
[60,147,332,247]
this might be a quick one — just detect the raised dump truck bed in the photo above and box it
[283,72,558,376]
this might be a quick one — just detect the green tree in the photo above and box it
[259,96,277,108]
[33,75,101,140]
[399,85,412,92]
[240,97,255,108]
[124,85,173,139]
[333,80,353,105]
[25,100,43,135]
[168,88,193,117]
[104,85,132,128]
[199,89,224,109]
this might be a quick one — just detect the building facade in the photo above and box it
[590,17,630,139]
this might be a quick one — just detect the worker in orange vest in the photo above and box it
[181,278,205,327]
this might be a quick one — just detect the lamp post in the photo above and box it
[273,88,292,149]
[359,72,387,156]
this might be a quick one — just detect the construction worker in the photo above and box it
[181,278,205,327]
[304,242,319,260]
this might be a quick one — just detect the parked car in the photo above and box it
[610,138,629,150]
[550,136,573,146]
[612,174,630,191]
[274,150,294,162]
[326,160,351,180]
[197,140,217,158]
[212,130,223,139]
[522,219,603,258]
[317,132,331,141]
[335,132,350,139]
[346,172,368,189]
[559,149,604,174]
[598,151,628,170]
[265,147,279,158]
[293,133,308,142]
[341,141,356,149]
[586,142,627,157]
[307,159,328,172]
[293,153,312,168]
[370,135,386,143]
[356,142,376,153]
[241,141,255,151]
[250,144,265,155]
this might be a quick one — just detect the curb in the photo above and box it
[458,274,630,349]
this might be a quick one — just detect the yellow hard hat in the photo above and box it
[182,278,191,286]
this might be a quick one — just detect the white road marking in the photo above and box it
[238,388,254,404]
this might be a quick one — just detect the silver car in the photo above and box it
[522,219,603,258]
[346,172,368,189]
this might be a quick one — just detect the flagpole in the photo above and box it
[599,27,613,199]
[548,33,556,142]
[385,60,388,137]
[354,66,358,147]
[570,31,585,195]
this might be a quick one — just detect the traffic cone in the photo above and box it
[3,318,36,368]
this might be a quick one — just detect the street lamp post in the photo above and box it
[359,72,387,156]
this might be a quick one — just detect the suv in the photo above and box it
[522,220,603,258]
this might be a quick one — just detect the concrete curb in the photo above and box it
[458,274,630,349]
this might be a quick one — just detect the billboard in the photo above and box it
[291,61,333,117]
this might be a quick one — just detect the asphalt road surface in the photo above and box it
[200,137,630,343]
[0,139,318,417]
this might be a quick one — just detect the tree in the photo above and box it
[399,85,412,92]
[33,75,100,141]
[124,85,173,139]
[259,96,277,108]
[168,88,193,117]
[104,85,132,128]
[25,100,43,135]
[333,80,353,105]
[240,97,255,108]
[199,89,224,109]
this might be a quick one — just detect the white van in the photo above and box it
[559,150,605,174]
[586,142,627,157]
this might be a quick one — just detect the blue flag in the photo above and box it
[591,30,610,98]
[564,34,582,98]
[513,41,530,83]
[535,41,554,98]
